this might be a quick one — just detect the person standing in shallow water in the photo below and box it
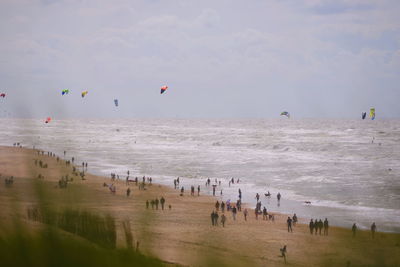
[371,222,377,239]
[277,192,281,202]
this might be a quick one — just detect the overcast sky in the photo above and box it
[0,0,399,118]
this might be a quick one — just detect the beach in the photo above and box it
[0,145,399,266]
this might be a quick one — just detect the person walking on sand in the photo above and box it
[352,223,357,237]
[309,219,314,234]
[155,198,159,210]
[211,211,215,226]
[126,187,131,197]
[324,218,329,236]
[314,219,319,235]
[292,214,298,226]
[146,200,149,209]
[287,217,293,232]
[371,222,376,239]
[318,219,323,235]
[280,245,287,264]
[263,207,268,220]
[160,197,165,210]
[221,201,225,212]
[214,212,219,226]
[215,201,220,211]
[232,206,237,221]
[197,185,200,196]
[221,214,226,227]
[180,186,184,196]
[244,208,248,221]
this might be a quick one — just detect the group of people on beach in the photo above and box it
[146,197,166,210]
[309,218,329,235]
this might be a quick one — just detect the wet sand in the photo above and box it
[0,146,399,266]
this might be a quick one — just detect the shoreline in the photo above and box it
[20,141,399,233]
[1,145,400,266]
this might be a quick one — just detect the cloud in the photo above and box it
[0,0,399,118]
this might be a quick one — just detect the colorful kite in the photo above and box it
[160,85,168,94]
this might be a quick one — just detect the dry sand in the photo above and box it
[0,146,399,266]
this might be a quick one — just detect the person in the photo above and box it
[212,185,216,196]
[277,192,281,202]
[214,212,219,226]
[197,185,200,196]
[155,198,159,210]
[232,206,237,220]
[263,207,268,220]
[352,223,357,237]
[293,214,298,226]
[255,193,260,202]
[126,187,131,197]
[255,208,259,220]
[215,201,220,211]
[146,200,149,209]
[280,245,287,264]
[191,186,194,196]
[236,199,241,211]
[243,209,248,221]
[150,200,155,209]
[371,222,376,239]
[180,186,184,196]
[287,217,293,232]
[221,214,226,227]
[323,218,329,235]
[238,188,242,199]
[309,219,314,234]
[211,211,215,226]
[221,201,225,212]
[173,179,177,189]
[314,219,319,235]
[318,219,323,235]
[160,197,165,210]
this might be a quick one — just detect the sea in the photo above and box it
[0,118,399,232]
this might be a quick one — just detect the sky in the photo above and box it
[0,0,399,118]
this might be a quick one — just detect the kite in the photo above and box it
[114,99,119,107]
[45,117,51,124]
[61,89,69,95]
[280,111,290,118]
[160,85,168,94]
[370,108,375,120]
[81,91,88,98]
[0,93,5,98]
